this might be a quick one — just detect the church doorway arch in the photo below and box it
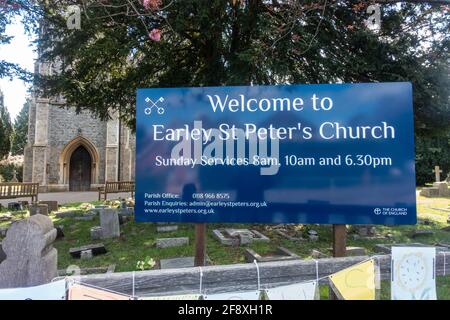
[69,146,92,191]
[59,136,100,191]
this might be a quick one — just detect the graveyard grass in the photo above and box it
[0,191,449,300]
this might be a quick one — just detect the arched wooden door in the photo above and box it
[69,146,92,191]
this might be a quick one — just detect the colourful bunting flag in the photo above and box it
[391,247,437,300]
[68,283,130,300]
[329,259,376,300]
[0,280,67,300]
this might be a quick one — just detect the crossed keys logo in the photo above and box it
[144,97,165,115]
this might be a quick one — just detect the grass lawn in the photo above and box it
[1,191,449,299]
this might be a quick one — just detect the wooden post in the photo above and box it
[329,224,347,299]
[194,223,207,266]
[332,224,347,257]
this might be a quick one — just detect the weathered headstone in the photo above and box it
[99,209,120,239]
[0,214,58,288]
[80,250,93,260]
[307,230,319,241]
[432,181,450,196]
[156,237,189,248]
[29,204,49,216]
[8,202,21,211]
[275,229,306,242]
[420,187,440,197]
[90,226,103,240]
[55,210,81,218]
[18,200,29,209]
[39,201,58,212]
[0,227,8,237]
[244,247,299,263]
[411,229,434,238]
[157,225,178,232]
[160,257,195,269]
[212,228,270,246]
[73,211,96,221]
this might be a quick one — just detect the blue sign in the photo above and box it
[135,83,416,225]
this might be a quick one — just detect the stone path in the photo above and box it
[0,192,132,207]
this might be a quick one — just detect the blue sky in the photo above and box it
[0,16,36,121]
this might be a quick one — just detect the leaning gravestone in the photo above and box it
[99,209,120,239]
[29,203,49,216]
[0,214,58,288]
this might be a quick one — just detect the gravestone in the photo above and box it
[307,229,319,241]
[160,257,195,269]
[244,246,299,263]
[99,209,120,239]
[55,210,81,218]
[0,214,58,288]
[433,165,443,182]
[69,243,107,258]
[18,200,29,209]
[411,229,434,238]
[156,237,189,248]
[80,250,93,260]
[29,204,49,216]
[0,227,8,237]
[39,201,58,212]
[420,187,440,197]
[157,225,178,232]
[275,229,306,242]
[432,182,450,196]
[73,211,96,221]
[90,226,103,240]
[213,229,270,246]
[8,202,21,211]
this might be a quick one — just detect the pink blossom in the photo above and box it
[149,28,161,42]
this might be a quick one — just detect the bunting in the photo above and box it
[265,281,318,300]
[329,259,376,300]
[0,280,67,300]
[68,283,131,300]
[391,247,437,300]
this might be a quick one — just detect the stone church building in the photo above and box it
[23,60,136,192]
